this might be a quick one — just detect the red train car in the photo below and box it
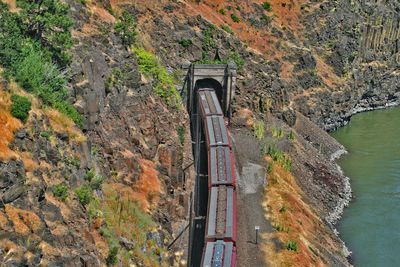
[205,186,237,243]
[208,146,236,188]
[201,241,236,267]
[198,89,224,117]
[203,116,230,148]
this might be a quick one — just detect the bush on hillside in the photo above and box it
[133,47,181,107]
[0,3,82,127]
[114,10,137,47]
[53,184,68,202]
[75,185,93,206]
[262,1,272,12]
[16,0,73,66]
[11,94,31,123]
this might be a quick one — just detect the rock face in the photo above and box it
[0,1,191,266]
[1,0,399,265]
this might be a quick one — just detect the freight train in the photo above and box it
[196,88,237,267]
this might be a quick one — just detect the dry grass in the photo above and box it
[45,108,86,144]
[109,159,162,212]
[4,204,42,236]
[315,55,345,89]
[20,152,38,172]
[1,0,19,12]
[133,159,162,211]
[263,159,331,267]
[0,89,22,160]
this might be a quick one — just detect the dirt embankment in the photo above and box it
[230,109,350,266]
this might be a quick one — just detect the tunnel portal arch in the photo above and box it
[182,63,237,119]
[195,78,224,103]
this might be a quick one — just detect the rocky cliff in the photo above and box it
[1,0,399,266]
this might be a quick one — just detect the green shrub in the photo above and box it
[266,146,292,171]
[262,2,272,12]
[218,8,226,15]
[0,3,82,127]
[85,170,95,182]
[177,126,185,145]
[106,242,119,266]
[271,127,284,138]
[202,25,217,51]
[40,131,51,139]
[274,224,289,232]
[75,185,93,206]
[253,120,265,140]
[133,47,181,107]
[267,163,273,174]
[178,39,193,48]
[90,175,104,190]
[11,94,31,123]
[114,10,137,46]
[285,240,298,251]
[221,25,234,35]
[231,13,240,23]
[66,156,80,168]
[16,0,73,66]
[279,206,287,213]
[53,184,68,201]
[106,68,125,92]
[288,130,295,140]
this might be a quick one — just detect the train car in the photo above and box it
[203,116,230,147]
[205,186,237,243]
[201,240,236,267]
[198,88,224,117]
[208,146,236,188]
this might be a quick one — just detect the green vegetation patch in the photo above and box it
[262,1,272,12]
[230,13,240,23]
[88,187,164,265]
[198,25,244,68]
[114,10,137,47]
[271,127,284,139]
[75,184,93,206]
[177,125,185,145]
[178,39,193,48]
[253,120,265,140]
[133,47,181,107]
[0,2,82,127]
[218,8,226,15]
[221,25,234,35]
[11,94,31,123]
[284,240,298,251]
[53,184,68,202]
[266,146,292,171]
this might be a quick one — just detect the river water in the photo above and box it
[330,107,400,267]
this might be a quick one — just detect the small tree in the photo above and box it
[16,0,73,65]
[114,10,137,47]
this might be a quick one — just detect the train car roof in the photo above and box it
[206,186,235,241]
[204,116,230,147]
[198,89,224,117]
[202,241,235,267]
[209,146,235,187]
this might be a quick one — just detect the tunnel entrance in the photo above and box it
[195,78,224,106]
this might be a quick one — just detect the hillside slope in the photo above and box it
[0,0,399,266]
